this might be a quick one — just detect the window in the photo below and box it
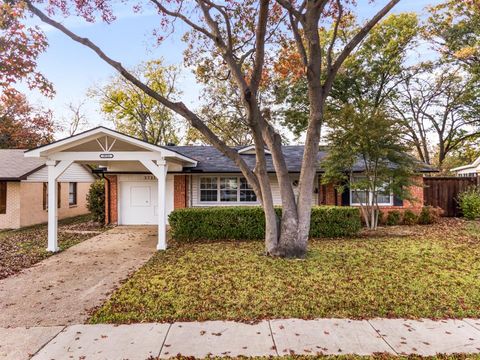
[350,176,392,206]
[199,176,257,203]
[240,178,257,201]
[0,182,6,214]
[43,183,47,210]
[200,177,218,202]
[69,182,77,206]
[43,183,61,210]
[220,177,238,202]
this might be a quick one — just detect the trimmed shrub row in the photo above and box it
[379,206,441,226]
[168,206,362,241]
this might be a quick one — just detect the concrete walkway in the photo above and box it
[2,318,480,359]
[0,226,156,328]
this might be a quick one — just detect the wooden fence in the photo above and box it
[423,176,479,217]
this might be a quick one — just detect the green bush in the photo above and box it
[458,186,480,220]
[417,206,440,225]
[86,179,105,224]
[386,210,401,226]
[377,210,385,225]
[403,209,418,225]
[169,206,361,241]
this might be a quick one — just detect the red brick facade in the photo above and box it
[105,175,118,225]
[318,179,342,206]
[374,176,425,216]
[174,175,188,209]
[317,175,424,214]
[104,174,424,224]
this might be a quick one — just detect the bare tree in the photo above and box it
[391,63,480,168]
[21,0,399,257]
[63,101,88,136]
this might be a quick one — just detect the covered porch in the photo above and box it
[25,127,197,252]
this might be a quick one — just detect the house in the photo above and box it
[0,150,95,229]
[451,157,480,177]
[25,127,434,251]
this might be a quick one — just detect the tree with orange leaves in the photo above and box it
[7,0,400,257]
[0,1,55,149]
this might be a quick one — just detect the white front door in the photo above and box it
[120,181,158,225]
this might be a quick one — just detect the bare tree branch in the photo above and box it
[25,0,261,193]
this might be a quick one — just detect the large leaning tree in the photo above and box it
[0,1,56,147]
[10,0,400,258]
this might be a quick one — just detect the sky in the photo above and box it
[23,0,442,139]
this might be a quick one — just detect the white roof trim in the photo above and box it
[451,155,480,172]
[237,145,271,155]
[25,126,197,166]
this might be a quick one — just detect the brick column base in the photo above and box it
[105,175,118,225]
[174,175,188,209]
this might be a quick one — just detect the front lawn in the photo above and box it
[0,214,108,279]
[90,219,480,324]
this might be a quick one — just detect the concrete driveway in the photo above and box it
[0,226,157,327]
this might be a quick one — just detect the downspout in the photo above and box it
[101,173,111,225]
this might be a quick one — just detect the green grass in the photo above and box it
[0,214,108,279]
[90,219,480,324]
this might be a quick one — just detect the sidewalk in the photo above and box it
[2,318,480,359]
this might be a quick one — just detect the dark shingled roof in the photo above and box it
[165,146,327,173]
[0,150,45,180]
[165,145,436,173]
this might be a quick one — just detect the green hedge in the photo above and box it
[169,206,361,241]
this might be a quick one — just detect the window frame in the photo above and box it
[69,182,78,206]
[349,175,393,206]
[43,182,62,210]
[0,181,7,214]
[199,176,258,204]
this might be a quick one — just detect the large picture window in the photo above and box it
[350,176,392,206]
[220,177,238,202]
[200,177,218,202]
[199,176,257,203]
[240,178,256,202]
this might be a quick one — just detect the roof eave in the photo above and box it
[25,126,198,166]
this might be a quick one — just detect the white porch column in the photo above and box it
[46,160,73,252]
[47,161,58,252]
[140,158,168,250]
[157,159,167,250]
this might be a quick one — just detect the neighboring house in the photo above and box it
[451,157,480,177]
[25,127,434,252]
[0,150,95,229]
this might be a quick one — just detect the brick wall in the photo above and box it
[318,178,341,206]
[318,175,424,211]
[105,175,118,225]
[19,182,92,228]
[0,182,21,229]
[404,176,424,208]
[174,175,188,209]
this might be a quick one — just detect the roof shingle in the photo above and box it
[165,145,436,173]
[0,150,45,180]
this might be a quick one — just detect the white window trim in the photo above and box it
[69,182,77,206]
[349,176,393,206]
[199,176,258,204]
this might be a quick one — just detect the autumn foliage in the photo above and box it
[0,92,54,149]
